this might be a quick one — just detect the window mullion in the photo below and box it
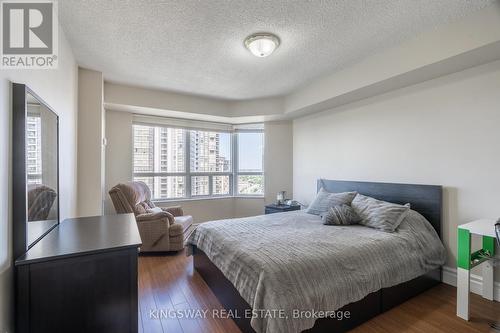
[208,175,213,196]
[185,130,191,198]
[232,132,238,196]
[229,174,233,197]
[133,172,187,177]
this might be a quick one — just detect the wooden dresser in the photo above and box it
[15,214,142,333]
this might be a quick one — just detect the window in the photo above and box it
[26,115,42,185]
[133,123,263,200]
[236,132,264,195]
[133,125,186,199]
[213,175,230,195]
[189,130,231,173]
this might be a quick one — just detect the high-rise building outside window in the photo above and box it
[132,122,263,200]
[26,115,42,185]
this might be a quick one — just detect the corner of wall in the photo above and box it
[77,68,105,217]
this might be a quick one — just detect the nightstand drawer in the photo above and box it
[265,204,301,214]
[265,208,281,214]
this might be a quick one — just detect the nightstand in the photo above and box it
[265,203,301,214]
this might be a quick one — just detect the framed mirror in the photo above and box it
[13,83,59,259]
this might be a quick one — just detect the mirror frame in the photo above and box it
[12,83,60,260]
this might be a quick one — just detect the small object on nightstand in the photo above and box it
[276,191,286,205]
[265,203,301,215]
[285,199,301,206]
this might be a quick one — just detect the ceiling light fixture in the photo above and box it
[244,33,280,58]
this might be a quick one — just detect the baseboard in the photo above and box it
[442,266,500,302]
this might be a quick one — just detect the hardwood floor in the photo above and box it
[139,250,500,333]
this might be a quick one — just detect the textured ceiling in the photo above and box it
[59,0,494,100]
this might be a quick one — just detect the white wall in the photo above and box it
[105,82,231,116]
[104,110,133,214]
[264,121,293,204]
[104,82,288,124]
[0,29,78,333]
[232,198,266,219]
[293,59,500,282]
[104,110,292,220]
[77,68,104,216]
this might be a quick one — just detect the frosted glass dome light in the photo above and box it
[244,33,280,58]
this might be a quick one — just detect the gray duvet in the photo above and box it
[187,210,446,333]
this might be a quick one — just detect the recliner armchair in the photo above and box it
[109,181,194,252]
[27,184,57,221]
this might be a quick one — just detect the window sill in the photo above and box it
[153,195,265,204]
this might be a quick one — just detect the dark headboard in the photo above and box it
[317,179,442,238]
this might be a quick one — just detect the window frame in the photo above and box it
[132,124,264,201]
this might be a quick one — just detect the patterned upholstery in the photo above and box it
[109,181,153,215]
[352,194,410,232]
[321,204,360,225]
[109,181,193,252]
[305,188,357,215]
[27,184,57,221]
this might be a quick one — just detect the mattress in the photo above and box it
[187,210,446,333]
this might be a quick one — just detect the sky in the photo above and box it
[219,132,263,172]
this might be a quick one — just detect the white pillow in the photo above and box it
[146,207,163,214]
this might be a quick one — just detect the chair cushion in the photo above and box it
[135,199,157,215]
[144,199,156,208]
[135,203,147,215]
[27,184,57,221]
[170,215,193,237]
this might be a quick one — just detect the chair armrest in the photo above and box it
[134,214,170,247]
[169,223,184,237]
[136,211,174,225]
[161,206,184,217]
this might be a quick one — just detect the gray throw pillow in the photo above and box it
[352,194,410,232]
[305,188,357,215]
[321,204,361,225]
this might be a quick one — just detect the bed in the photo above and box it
[188,179,446,333]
